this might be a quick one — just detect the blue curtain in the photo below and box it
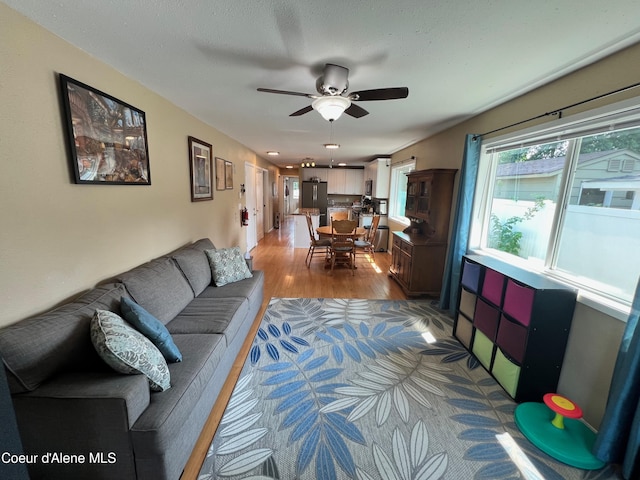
[593,277,640,479]
[439,134,481,312]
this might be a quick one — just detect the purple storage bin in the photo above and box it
[473,298,500,341]
[503,279,535,326]
[496,315,527,364]
[481,268,505,307]
[461,259,481,292]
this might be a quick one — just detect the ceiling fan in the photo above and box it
[257,63,408,121]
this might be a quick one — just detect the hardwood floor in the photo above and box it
[181,216,407,479]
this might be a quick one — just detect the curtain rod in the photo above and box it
[473,80,640,141]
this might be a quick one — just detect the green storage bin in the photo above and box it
[492,347,521,398]
[472,330,494,370]
[455,314,473,349]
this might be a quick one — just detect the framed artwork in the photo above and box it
[215,157,226,191]
[188,136,213,201]
[225,161,234,189]
[59,74,150,184]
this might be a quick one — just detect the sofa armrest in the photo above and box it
[12,372,150,479]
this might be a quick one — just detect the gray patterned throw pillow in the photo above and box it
[205,247,253,287]
[90,309,171,392]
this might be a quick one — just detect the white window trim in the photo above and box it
[388,160,415,225]
[470,95,640,322]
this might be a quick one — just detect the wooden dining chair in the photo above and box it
[330,211,349,229]
[355,215,380,261]
[329,219,358,274]
[305,213,332,267]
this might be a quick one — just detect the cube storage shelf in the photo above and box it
[454,255,577,402]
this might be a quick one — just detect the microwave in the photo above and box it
[365,180,373,196]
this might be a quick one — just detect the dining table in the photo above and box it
[316,225,366,239]
[315,225,366,270]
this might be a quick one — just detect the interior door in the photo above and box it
[256,169,264,241]
[245,163,257,251]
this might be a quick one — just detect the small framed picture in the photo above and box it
[215,157,226,191]
[188,136,213,201]
[225,161,234,190]
[59,74,151,184]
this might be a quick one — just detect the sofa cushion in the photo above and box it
[197,270,264,303]
[205,247,252,287]
[167,297,249,347]
[90,310,171,392]
[191,238,216,252]
[172,246,211,297]
[0,283,127,393]
[130,333,225,455]
[117,257,194,324]
[120,297,182,363]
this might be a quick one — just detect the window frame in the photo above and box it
[388,159,416,225]
[470,96,640,321]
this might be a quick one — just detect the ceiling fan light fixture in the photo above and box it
[312,96,351,122]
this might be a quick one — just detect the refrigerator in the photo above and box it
[301,181,328,226]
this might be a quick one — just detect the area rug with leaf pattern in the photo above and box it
[197,298,620,480]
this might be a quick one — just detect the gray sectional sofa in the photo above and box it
[0,238,264,480]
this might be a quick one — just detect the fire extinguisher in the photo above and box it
[241,207,249,227]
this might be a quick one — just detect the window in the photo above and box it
[389,160,415,223]
[471,97,640,309]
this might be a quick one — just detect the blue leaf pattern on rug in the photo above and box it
[199,299,620,480]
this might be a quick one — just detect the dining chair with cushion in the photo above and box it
[305,213,332,267]
[329,219,358,274]
[355,215,380,261]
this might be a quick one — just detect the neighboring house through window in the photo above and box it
[470,97,640,313]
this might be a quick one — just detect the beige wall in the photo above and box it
[388,41,640,427]
[0,4,278,325]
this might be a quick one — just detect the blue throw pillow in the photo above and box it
[120,297,182,363]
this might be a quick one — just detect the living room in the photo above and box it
[2,1,640,479]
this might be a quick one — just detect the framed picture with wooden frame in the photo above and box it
[225,160,234,189]
[188,136,213,201]
[215,157,226,191]
[59,74,151,184]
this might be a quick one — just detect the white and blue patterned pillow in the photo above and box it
[205,247,253,287]
[90,310,171,392]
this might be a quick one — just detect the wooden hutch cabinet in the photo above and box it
[389,168,457,296]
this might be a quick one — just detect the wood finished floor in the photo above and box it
[181,216,407,479]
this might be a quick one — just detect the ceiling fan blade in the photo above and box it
[290,105,314,117]
[257,88,314,98]
[350,87,409,101]
[345,103,369,118]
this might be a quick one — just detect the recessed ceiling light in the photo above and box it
[324,143,340,149]
[267,151,279,156]
[338,162,347,166]
[285,165,293,169]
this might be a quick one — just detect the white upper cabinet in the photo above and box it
[327,169,346,194]
[344,169,364,195]
[365,158,390,198]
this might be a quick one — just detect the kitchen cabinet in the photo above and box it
[364,158,390,198]
[390,232,447,296]
[454,255,576,402]
[345,169,364,195]
[302,168,328,183]
[327,169,346,194]
[304,168,363,194]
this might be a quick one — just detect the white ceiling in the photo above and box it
[5,0,640,167]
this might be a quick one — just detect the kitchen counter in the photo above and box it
[292,208,320,215]
[292,209,320,248]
